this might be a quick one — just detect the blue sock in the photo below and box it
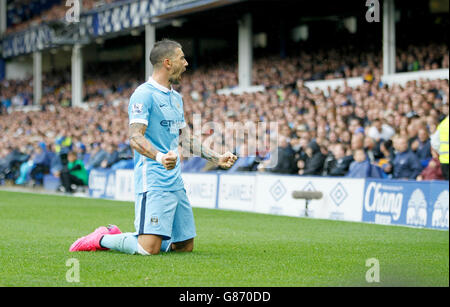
[100,233,138,255]
[160,239,173,253]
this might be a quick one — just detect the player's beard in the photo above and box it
[169,66,185,85]
[169,75,180,85]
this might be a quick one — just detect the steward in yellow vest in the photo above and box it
[432,116,449,180]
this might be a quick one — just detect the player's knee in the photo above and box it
[138,235,162,255]
[181,243,193,253]
[173,239,194,252]
[148,248,160,255]
[141,243,160,255]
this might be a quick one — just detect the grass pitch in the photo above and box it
[0,190,448,287]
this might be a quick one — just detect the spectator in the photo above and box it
[268,136,295,174]
[59,151,88,193]
[392,135,423,180]
[292,132,310,173]
[328,143,353,176]
[406,121,420,149]
[377,139,395,177]
[364,136,382,163]
[351,133,365,151]
[110,142,134,170]
[346,149,384,178]
[411,127,432,164]
[73,142,87,162]
[367,118,395,142]
[0,146,30,181]
[321,144,335,176]
[49,148,64,179]
[347,149,369,177]
[29,142,51,185]
[100,143,120,169]
[299,141,325,176]
[85,143,107,171]
[416,150,444,181]
[431,115,449,180]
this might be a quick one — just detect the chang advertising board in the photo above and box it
[429,182,449,230]
[362,179,449,229]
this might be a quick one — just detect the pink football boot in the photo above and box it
[69,224,121,252]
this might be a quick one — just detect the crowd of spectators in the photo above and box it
[180,77,448,181]
[0,97,134,191]
[0,42,449,191]
[181,44,449,91]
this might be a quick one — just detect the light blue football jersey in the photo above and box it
[128,77,186,193]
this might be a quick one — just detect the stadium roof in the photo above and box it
[1,0,246,58]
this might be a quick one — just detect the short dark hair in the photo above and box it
[149,39,182,68]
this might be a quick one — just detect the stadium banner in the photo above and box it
[2,0,231,57]
[362,179,449,230]
[81,0,151,37]
[182,172,217,209]
[429,182,449,230]
[1,25,55,58]
[86,169,448,230]
[253,174,365,222]
[217,174,256,212]
[81,0,231,37]
[88,168,116,199]
[114,169,135,201]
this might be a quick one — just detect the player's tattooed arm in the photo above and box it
[179,126,223,165]
[128,123,159,160]
[192,134,220,164]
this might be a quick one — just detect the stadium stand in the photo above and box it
[4,0,122,35]
[1,71,448,188]
[0,0,449,191]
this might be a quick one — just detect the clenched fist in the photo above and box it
[162,151,178,170]
[218,152,238,169]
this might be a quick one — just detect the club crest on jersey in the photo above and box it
[150,216,159,226]
[132,103,144,114]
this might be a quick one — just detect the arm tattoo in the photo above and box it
[180,127,220,164]
[129,123,159,160]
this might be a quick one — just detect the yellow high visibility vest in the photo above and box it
[438,116,449,164]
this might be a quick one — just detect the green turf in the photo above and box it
[0,190,448,287]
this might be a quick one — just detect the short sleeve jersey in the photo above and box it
[128,77,186,193]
